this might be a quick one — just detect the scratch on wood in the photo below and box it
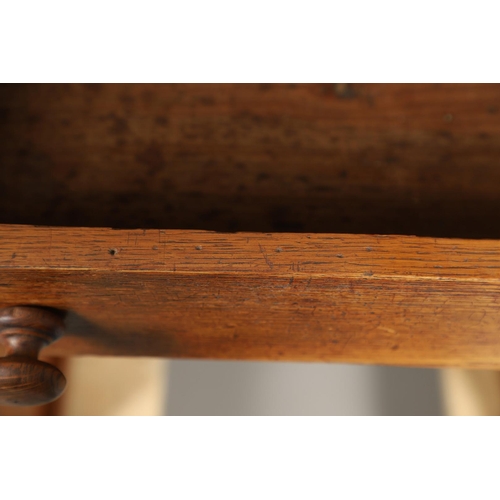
[258,243,274,270]
[49,227,53,260]
[377,326,396,334]
[342,332,355,352]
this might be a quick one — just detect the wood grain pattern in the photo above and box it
[0,358,66,415]
[1,224,500,369]
[0,306,66,406]
[1,84,500,238]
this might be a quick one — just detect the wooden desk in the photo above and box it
[1,83,500,406]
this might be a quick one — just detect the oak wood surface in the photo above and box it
[2,84,500,238]
[1,224,500,369]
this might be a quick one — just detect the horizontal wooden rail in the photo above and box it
[1,224,500,368]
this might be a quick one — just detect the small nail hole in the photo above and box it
[108,248,118,256]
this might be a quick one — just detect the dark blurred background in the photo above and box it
[2,84,500,238]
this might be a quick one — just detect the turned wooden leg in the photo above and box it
[0,306,66,406]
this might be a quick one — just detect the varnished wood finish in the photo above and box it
[2,84,500,238]
[0,306,66,406]
[1,224,500,369]
[0,357,65,415]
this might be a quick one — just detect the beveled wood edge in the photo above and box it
[1,224,500,283]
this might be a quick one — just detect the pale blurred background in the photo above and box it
[3,357,500,416]
[166,361,443,415]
